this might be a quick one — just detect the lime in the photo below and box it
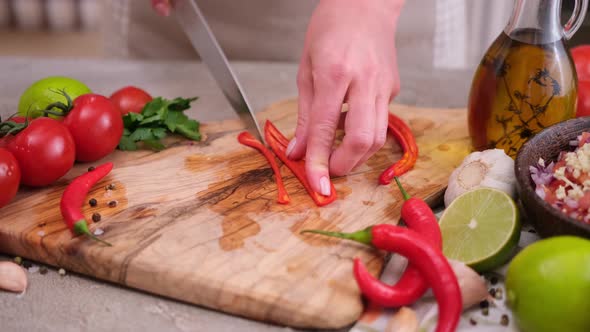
[438,187,521,272]
[506,236,590,332]
[18,76,91,118]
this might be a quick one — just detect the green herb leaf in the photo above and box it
[164,111,189,132]
[123,112,144,128]
[118,135,137,151]
[176,119,202,141]
[128,112,144,122]
[152,127,167,139]
[142,139,166,151]
[142,97,166,117]
[121,96,200,151]
[139,113,163,126]
[129,127,155,141]
[169,97,198,111]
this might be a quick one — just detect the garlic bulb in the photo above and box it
[444,149,515,207]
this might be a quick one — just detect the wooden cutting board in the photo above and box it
[0,99,470,329]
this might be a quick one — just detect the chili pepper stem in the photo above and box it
[394,177,411,201]
[73,220,112,246]
[300,227,373,246]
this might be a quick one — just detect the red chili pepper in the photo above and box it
[238,131,290,204]
[301,224,461,332]
[60,162,113,246]
[379,113,418,185]
[353,176,442,307]
[264,120,336,206]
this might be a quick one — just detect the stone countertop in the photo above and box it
[0,57,473,332]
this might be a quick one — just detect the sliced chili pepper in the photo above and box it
[60,162,113,246]
[353,177,442,307]
[379,113,418,185]
[238,131,290,204]
[264,120,336,206]
[301,224,461,332]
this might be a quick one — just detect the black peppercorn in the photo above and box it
[89,198,97,207]
[500,314,509,326]
[92,213,101,222]
[88,166,95,172]
[489,288,497,297]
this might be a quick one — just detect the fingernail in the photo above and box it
[286,137,297,157]
[154,2,170,16]
[319,176,331,196]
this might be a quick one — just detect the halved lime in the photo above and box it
[439,187,521,272]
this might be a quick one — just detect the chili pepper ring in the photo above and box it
[264,120,337,206]
[238,131,290,204]
[379,113,419,185]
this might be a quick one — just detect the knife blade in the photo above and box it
[173,0,265,142]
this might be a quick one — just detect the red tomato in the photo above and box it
[0,148,20,208]
[576,80,590,117]
[5,117,75,187]
[572,45,590,81]
[9,116,28,124]
[110,86,153,115]
[63,94,124,162]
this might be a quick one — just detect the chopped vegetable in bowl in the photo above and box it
[530,132,590,224]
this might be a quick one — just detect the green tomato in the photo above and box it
[505,236,590,332]
[18,76,92,118]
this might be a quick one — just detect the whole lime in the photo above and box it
[18,76,91,118]
[505,236,590,332]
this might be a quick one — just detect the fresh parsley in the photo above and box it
[118,97,201,151]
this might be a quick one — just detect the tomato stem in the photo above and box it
[43,102,69,116]
[0,121,26,137]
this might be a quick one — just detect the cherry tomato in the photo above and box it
[5,117,75,187]
[110,86,153,115]
[0,148,20,208]
[8,116,28,124]
[63,94,124,162]
[576,80,590,117]
[572,45,590,81]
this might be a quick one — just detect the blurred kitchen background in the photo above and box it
[0,0,588,69]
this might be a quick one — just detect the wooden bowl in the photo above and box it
[515,117,590,239]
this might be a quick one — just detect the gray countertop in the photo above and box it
[0,57,473,332]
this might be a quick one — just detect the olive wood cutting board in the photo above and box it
[0,99,470,329]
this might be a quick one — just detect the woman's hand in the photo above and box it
[288,0,404,196]
[151,0,172,16]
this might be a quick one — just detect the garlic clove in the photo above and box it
[444,149,516,207]
[0,261,28,293]
[449,259,489,309]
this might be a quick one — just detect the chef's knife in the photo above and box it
[173,0,265,142]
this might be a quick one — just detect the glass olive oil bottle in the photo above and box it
[467,0,587,157]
